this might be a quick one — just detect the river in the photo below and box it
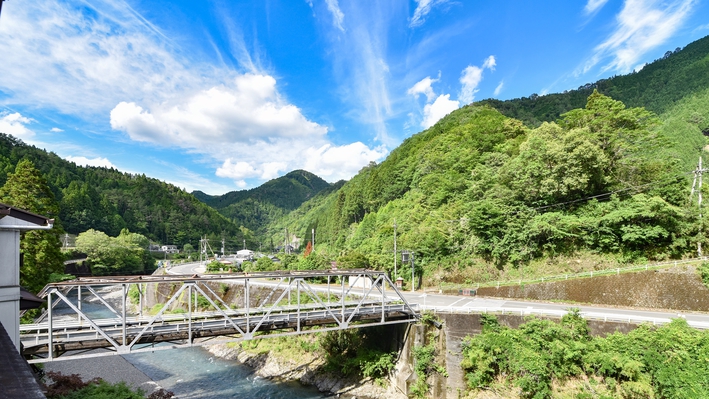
[123,346,327,399]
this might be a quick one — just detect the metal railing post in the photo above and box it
[246,278,250,334]
[188,284,193,344]
[47,291,53,361]
[122,284,127,347]
[77,285,82,324]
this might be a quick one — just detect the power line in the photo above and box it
[442,168,697,223]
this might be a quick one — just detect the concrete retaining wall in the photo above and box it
[477,266,709,311]
[391,312,639,398]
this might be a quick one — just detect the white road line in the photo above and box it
[445,298,468,308]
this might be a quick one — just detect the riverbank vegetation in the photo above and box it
[239,327,399,384]
[43,371,174,399]
[461,312,709,398]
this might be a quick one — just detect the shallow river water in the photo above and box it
[124,346,327,399]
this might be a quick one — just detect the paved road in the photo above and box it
[162,263,709,329]
[164,261,205,275]
[398,291,709,328]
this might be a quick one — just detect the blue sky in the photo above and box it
[0,0,707,195]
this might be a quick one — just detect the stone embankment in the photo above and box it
[207,342,407,399]
[476,265,709,311]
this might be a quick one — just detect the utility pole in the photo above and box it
[243,238,246,250]
[312,228,315,253]
[221,237,225,257]
[691,156,706,257]
[0,0,6,19]
[284,228,289,254]
[393,219,397,279]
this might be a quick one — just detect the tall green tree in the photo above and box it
[0,159,64,293]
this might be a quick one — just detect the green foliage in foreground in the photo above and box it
[461,312,709,398]
[319,327,398,382]
[44,371,174,399]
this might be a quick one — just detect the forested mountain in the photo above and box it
[0,134,240,247]
[479,34,709,127]
[192,170,332,235]
[268,35,709,285]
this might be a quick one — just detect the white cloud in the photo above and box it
[482,55,496,70]
[493,80,504,96]
[302,142,387,181]
[584,0,611,14]
[50,127,63,132]
[422,94,459,129]
[65,156,116,169]
[581,0,695,74]
[110,74,328,147]
[459,56,496,104]
[216,160,258,180]
[407,76,438,102]
[410,0,450,28]
[0,112,35,140]
[325,0,345,32]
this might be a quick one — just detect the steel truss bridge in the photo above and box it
[20,269,419,364]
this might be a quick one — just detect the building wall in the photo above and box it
[0,230,21,351]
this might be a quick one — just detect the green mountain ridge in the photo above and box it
[192,170,332,236]
[0,134,240,247]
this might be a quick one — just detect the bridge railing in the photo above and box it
[21,269,420,363]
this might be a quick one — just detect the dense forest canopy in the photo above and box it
[0,133,241,248]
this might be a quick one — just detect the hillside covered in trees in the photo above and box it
[192,170,332,236]
[0,134,240,247]
[267,35,709,286]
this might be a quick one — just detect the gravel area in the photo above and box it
[43,354,162,396]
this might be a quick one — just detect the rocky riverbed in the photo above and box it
[207,342,407,399]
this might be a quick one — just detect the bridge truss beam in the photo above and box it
[21,269,419,363]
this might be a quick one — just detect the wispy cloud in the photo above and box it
[410,0,451,28]
[584,0,610,15]
[0,0,203,116]
[694,23,709,32]
[493,80,504,97]
[459,55,496,104]
[315,2,401,146]
[325,0,346,32]
[50,127,64,133]
[580,0,696,75]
